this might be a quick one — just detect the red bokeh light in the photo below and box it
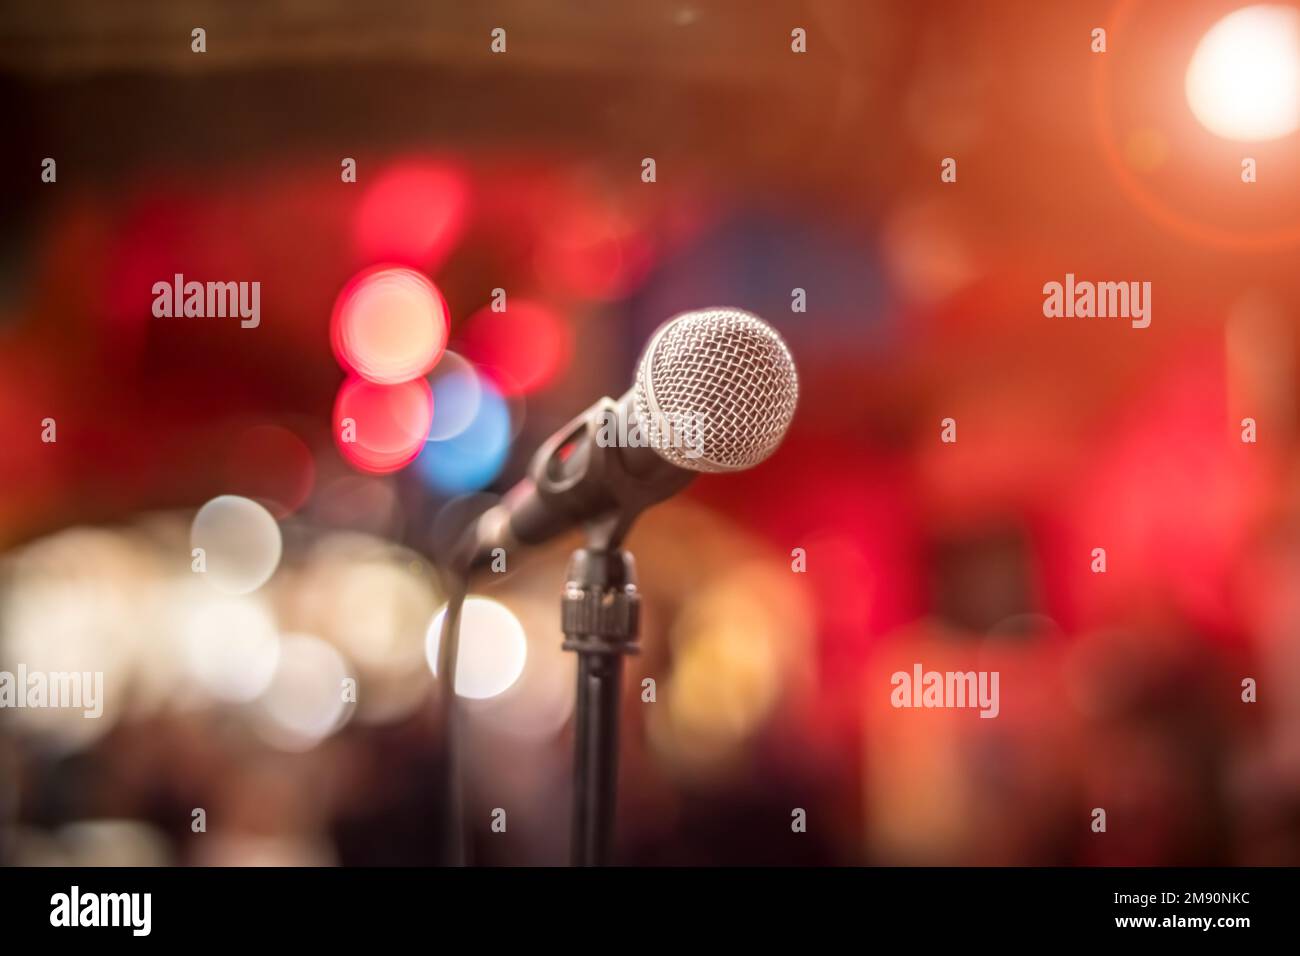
[457,300,571,395]
[535,199,655,301]
[1055,346,1263,635]
[332,376,433,474]
[222,424,317,518]
[353,160,470,270]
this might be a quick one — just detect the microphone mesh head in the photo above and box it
[633,308,799,473]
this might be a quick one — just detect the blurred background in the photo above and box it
[3,0,1300,866]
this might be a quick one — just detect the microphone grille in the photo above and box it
[633,307,799,473]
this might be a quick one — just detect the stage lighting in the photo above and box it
[1186,5,1300,142]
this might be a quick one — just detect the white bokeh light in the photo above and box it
[190,495,283,594]
[255,633,352,750]
[1186,5,1300,142]
[425,597,527,700]
[179,592,280,702]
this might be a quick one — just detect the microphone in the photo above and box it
[435,306,796,867]
[453,306,799,569]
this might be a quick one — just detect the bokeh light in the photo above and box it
[1186,5,1300,142]
[458,301,571,395]
[415,375,511,493]
[467,593,577,740]
[190,495,283,594]
[333,376,433,474]
[178,591,281,703]
[254,633,353,751]
[51,821,172,867]
[647,560,813,777]
[331,266,449,385]
[353,160,469,269]
[0,528,154,749]
[535,193,655,300]
[1060,348,1261,633]
[289,533,437,725]
[313,475,403,537]
[425,597,527,699]
[222,424,316,518]
[426,349,483,441]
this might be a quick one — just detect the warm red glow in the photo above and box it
[332,376,433,474]
[222,424,316,518]
[457,300,572,395]
[1057,347,1262,633]
[535,198,655,300]
[1092,0,1300,250]
[353,160,470,270]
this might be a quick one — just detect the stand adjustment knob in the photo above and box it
[561,585,640,651]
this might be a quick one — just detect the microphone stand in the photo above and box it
[453,396,694,866]
[544,403,689,866]
[561,525,640,867]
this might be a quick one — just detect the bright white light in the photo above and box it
[191,495,283,594]
[1186,5,1300,141]
[179,593,280,702]
[425,597,527,700]
[255,633,352,750]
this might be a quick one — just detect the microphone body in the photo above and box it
[458,392,693,569]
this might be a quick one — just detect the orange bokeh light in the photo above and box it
[331,266,449,385]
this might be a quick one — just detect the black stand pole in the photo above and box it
[453,396,690,865]
[561,546,639,867]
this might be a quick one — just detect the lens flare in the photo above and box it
[331,267,449,385]
[426,597,527,699]
[333,376,433,474]
[1186,5,1300,142]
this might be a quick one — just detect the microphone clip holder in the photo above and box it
[518,394,695,555]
